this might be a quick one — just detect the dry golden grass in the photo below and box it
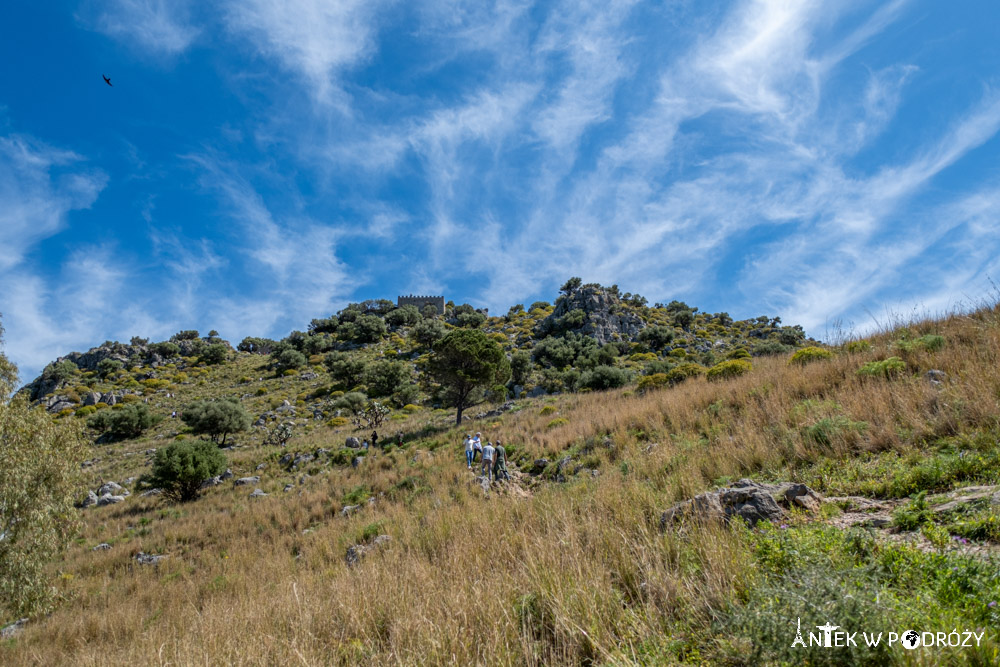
[5,304,1000,665]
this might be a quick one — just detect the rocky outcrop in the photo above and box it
[661,479,823,529]
[345,535,391,567]
[538,285,645,344]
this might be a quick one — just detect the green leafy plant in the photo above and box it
[857,356,906,379]
[1,322,88,616]
[427,329,511,424]
[706,359,752,381]
[146,440,228,502]
[86,402,160,440]
[892,491,934,531]
[181,398,251,446]
[788,346,833,365]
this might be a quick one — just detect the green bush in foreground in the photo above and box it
[1,322,88,617]
[788,345,833,365]
[146,440,227,502]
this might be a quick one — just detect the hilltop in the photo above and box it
[21,280,811,422]
[3,284,1000,664]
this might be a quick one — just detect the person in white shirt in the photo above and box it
[472,432,483,463]
[463,434,475,469]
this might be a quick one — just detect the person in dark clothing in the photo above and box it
[494,439,510,480]
[396,432,403,447]
[371,431,379,449]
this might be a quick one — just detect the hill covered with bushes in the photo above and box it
[4,284,1000,664]
[22,279,812,425]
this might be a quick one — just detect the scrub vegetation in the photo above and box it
[3,288,1000,664]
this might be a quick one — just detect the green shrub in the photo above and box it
[788,346,832,365]
[857,356,906,379]
[402,404,420,413]
[363,360,410,398]
[385,305,421,328]
[254,386,268,396]
[539,405,557,415]
[273,349,307,373]
[324,352,367,387]
[200,343,228,365]
[333,391,368,414]
[706,359,752,382]
[86,402,160,440]
[897,334,945,353]
[892,491,933,531]
[120,394,141,404]
[546,418,569,429]
[664,362,703,384]
[75,406,97,417]
[918,334,945,352]
[628,352,657,362]
[146,440,227,502]
[96,358,124,379]
[844,339,872,353]
[637,325,675,350]
[637,373,669,393]
[751,340,791,357]
[725,348,751,360]
[578,365,631,391]
[142,378,171,390]
[149,341,180,358]
[668,348,687,358]
[181,398,251,446]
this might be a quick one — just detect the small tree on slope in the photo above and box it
[427,329,511,425]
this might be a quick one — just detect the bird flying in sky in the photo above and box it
[103,74,112,87]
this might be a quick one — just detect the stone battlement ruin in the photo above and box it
[397,294,445,315]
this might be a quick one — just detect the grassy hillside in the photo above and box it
[4,300,1000,664]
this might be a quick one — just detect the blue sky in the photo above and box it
[2,0,1000,383]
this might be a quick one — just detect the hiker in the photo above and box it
[464,434,475,469]
[473,432,483,463]
[481,441,496,481]
[396,432,403,448]
[494,439,509,480]
[371,430,379,450]
[171,410,177,419]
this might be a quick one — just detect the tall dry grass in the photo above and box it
[4,303,1000,665]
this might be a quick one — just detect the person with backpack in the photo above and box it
[371,430,379,450]
[481,441,496,481]
[464,434,475,469]
[494,439,509,481]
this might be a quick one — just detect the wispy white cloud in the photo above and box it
[223,0,389,107]
[0,135,105,272]
[185,153,358,330]
[84,0,199,56]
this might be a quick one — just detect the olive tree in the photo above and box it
[181,398,251,446]
[146,440,227,502]
[1,317,88,616]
